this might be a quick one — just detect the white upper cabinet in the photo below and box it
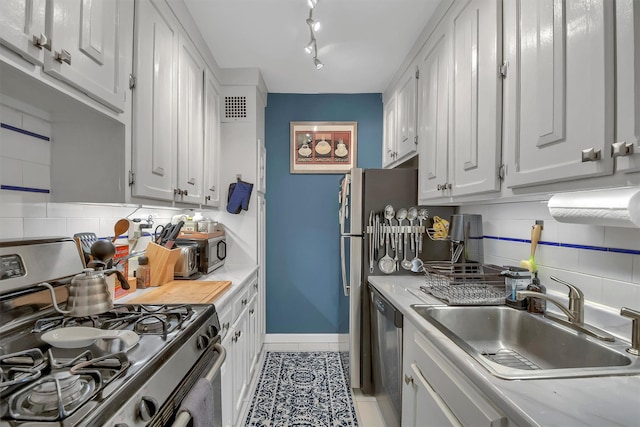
[383,66,418,168]
[44,0,130,113]
[203,69,222,206]
[448,0,502,197]
[504,0,615,187]
[382,95,397,167]
[615,0,640,173]
[418,24,450,202]
[418,0,502,201]
[131,0,178,202]
[176,33,205,205]
[396,67,419,160]
[0,0,131,113]
[0,0,48,66]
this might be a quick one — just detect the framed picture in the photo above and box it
[290,121,357,174]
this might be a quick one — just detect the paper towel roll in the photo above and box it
[548,187,640,228]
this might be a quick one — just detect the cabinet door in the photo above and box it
[44,0,129,112]
[220,326,234,427]
[203,70,221,206]
[615,0,640,173]
[418,26,450,203]
[504,0,615,187]
[231,309,248,426]
[0,0,48,65]
[257,196,266,341]
[257,138,266,194]
[396,67,418,160]
[131,0,178,201]
[176,33,204,204]
[382,95,397,167]
[449,0,502,197]
[203,70,220,206]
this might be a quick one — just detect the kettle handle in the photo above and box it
[38,282,71,315]
[103,267,130,290]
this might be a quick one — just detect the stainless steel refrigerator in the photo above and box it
[339,168,453,394]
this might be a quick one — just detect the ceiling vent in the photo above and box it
[223,96,248,122]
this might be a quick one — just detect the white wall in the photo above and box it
[460,201,640,313]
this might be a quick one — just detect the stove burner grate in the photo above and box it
[0,349,47,390]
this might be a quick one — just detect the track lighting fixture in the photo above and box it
[303,4,323,69]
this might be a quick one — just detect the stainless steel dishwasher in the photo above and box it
[369,283,403,427]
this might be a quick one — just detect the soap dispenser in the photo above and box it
[526,272,546,314]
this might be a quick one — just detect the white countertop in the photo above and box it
[368,275,640,427]
[118,264,258,310]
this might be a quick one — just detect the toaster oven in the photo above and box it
[175,235,226,274]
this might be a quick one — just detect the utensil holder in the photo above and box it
[145,242,181,286]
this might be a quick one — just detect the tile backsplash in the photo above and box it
[460,201,640,313]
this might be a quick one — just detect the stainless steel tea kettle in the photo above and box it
[40,268,117,317]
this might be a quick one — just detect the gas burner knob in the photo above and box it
[207,324,219,337]
[138,396,158,421]
[197,334,210,350]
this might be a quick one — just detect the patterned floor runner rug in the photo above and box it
[245,351,359,426]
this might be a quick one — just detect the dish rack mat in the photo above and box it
[419,262,507,305]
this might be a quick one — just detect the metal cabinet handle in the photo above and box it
[249,309,255,315]
[611,141,634,158]
[183,190,188,196]
[174,188,181,195]
[242,298,248,305]
[404,374,414,385]
[209,186,216,192]
[54,49,71,65]
[581,147,601,162]
[205,195,211,201]
[32,33,51,50]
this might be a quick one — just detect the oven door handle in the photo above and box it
[172,343,227,427]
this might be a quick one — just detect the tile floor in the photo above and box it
[237,342,386,427]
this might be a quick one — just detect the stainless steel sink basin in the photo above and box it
[411,305,640,379]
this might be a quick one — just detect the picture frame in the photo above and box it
[290,121,357,174]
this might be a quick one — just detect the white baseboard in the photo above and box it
[265,333,348,344]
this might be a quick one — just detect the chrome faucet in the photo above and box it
[517,276,614,342]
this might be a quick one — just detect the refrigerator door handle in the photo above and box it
[340,235,350,296]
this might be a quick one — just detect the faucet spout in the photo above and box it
[516,291,577,321]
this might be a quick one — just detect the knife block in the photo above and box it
[145,242,181,286]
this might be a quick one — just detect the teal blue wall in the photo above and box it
[265,93,382,333]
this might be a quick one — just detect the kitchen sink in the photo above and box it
[411,305,640,379]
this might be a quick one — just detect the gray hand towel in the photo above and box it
[179,378,214,427]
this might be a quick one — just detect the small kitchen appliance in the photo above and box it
[173,244,200,279]
[175,234,226,274]
[0,237,224,426]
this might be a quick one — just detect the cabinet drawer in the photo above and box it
[408,324,505,427]
[233,287,250,322]
[218,305,232,340]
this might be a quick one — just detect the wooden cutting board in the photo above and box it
[127,280,231,304]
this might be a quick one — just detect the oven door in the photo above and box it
[153,340,226,427]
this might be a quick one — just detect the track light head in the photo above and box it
[306,18,320,32]
[313,57,324,70]
[307,0,318,8]
[304,39,315,54]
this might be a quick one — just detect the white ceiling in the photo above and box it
[183,0,441,94]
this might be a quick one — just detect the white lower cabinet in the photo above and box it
[220,274,262,427]
[402,321,506,427]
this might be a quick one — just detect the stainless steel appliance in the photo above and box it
[175,235,226,274]
[0,237,225,427]
[338,168,454,394]
[369,284,403,427]
[174,245,200,279]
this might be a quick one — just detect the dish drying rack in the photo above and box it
[419,262,506,305]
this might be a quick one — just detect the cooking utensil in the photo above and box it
[520,224,542,272]
[41,326,139,350]
[164,220,184,248]
[369,211,375,273]
[112,218,130,242]
[407,207,418,252]
[378,227,395,274]
[401,233,412,270]
[396,208,407,259]
[39,269,115,317]
[384,205,395,250]
[73,232,98,267]
[417,208,429,252]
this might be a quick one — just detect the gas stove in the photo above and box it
[0,238,223,427]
